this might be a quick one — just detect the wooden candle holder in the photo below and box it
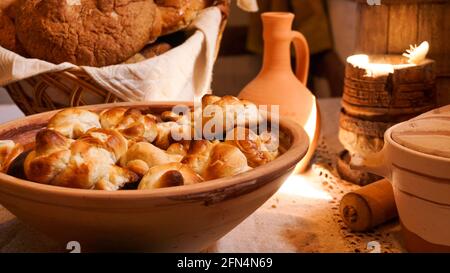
[338,54,437,184]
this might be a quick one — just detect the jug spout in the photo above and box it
[350,148,392,180]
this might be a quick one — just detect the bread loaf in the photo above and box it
[156,0,213,35]
[0,0,18,52]
[0,11,15,51]
[16,0,162,67]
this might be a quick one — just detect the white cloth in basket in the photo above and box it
[0,7,222,103]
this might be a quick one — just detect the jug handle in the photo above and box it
[291,31,310,85]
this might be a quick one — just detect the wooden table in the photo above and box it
[0,96,406,252]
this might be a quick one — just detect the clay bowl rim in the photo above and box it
[0,101,309,201]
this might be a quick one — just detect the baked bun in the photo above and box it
[167,141,191,158]
[24,129,74,185]
[182,140,251,180]
[16,0,162,67]
[120,142,183,176]
[18,95,282,191]
[154,120,192,150]
[156,0,213,35]
[100,108,158,144]
[24,128,138,190]
[76,128,129,161]
[200,95,261,138]
[138,162,203,190]
[225,127,278,168]
[181,139,216,175]
[203,142,251,180]
[0,140,23,173]
[48,109,101,139]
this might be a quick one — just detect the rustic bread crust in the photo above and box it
[0,12,16,51]
[155,0,214,35]
[16,0,162,67]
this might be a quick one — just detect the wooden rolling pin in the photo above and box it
[339,179,398,232]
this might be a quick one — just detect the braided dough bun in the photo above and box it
[47,109,101,139]
[24,128,138,190]
[225,127,278,168]
[16,0,162,67]
[99,108,158,145]
[119,142,183,176]
[182,140,251,180]
[200,95,262,138]
[138,162,203,190]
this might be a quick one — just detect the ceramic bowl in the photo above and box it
[0,102,309,252]
[352,119,450,252]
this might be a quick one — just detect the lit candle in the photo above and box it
[346,41,430,78]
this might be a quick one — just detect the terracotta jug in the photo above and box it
[238,12,321,172]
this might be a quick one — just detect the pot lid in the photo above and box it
[391,105,450,159]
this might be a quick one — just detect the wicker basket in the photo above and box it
[5,0,230,116]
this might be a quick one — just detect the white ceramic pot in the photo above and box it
[351,107,450,252]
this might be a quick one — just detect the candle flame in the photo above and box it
[347,53,418,78]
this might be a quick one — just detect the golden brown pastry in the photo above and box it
[24,129,74,185]
[199,95,262,139]
[16,0,162,67]
[160,110,192,123]
[47,109,101,139]
[24,128,138,190]
[154,120,193,150]
[166,141,191,158]
[100,108,158,144]
[119,142,183,176]
[138,162,203,190]
[0,140,23,173]
[203,142,251,180]
[154,122,177,149]
[182,140,251,180]
[181,139,216,175]
[156,0,214,35]
[225,127,278,168]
